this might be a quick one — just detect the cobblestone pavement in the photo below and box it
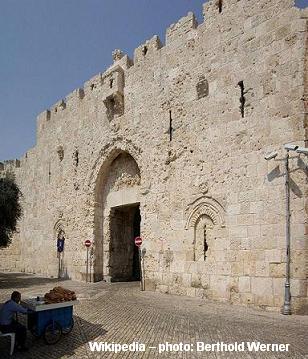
[0,272,307,358]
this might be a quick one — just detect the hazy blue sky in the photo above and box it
[0,0,307,161]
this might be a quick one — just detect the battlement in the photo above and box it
[166,12,198,46]
[0,159,21,174]
[34,0,302,139]
[134,35,163,64]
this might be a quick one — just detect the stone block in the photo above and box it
[251,277,273,298]
[157,285,169,294]
[182,273,192,287]
[266,249,282,263]
[186,287,196,297]
[239,277,251,293]
[144,279,156,291]
[269,263,285,278]
[240,293,254,305]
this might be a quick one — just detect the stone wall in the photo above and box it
[0,0,307,313]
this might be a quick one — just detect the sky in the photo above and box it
[0,0,307,161]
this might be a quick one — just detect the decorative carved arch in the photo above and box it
[185,196,225,229]
[54,218,66,238]
[86,137,142,195]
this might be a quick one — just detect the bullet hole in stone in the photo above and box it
[142,46,148,56]
[109,78,114,88]
[218,0,223,13]
[48,162,51,184]
[190,150,194,153]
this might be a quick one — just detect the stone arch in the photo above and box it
[54,218,66,239]
[185,196,225,262]
[87,138,142,194]
[185,196,225,229]
[91,143,142,282]
[53,218,67,278]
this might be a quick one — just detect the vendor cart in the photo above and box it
[22,298,78,344]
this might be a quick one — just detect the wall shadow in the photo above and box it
[0,273,67,289]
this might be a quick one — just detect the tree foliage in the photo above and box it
[0,173,22,247]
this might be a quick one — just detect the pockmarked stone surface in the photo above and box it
[0,273,307,358]
[0,0,307,314]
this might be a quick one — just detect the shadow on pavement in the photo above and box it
[0,273,66,289]
[0,314,107,358]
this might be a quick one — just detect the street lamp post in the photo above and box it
[283,150,291,315]
[264,143,308,315]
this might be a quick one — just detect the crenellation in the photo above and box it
[0,159,21,174]
[65,88,85,105]
[36,109,51,136]
[134,35,163,64]
[50,98,66,114]
[83,73,103,95]
[166,12,198,46]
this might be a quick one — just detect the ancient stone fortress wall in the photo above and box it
[0,0,307,313]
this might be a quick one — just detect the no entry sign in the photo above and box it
[134,237,142,247]
[84,240,92,248]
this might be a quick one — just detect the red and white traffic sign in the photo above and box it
[134,237,142,247]
[84,239,92,248]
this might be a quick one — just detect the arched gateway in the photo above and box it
[92,148,141,282]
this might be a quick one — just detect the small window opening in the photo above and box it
[142,46,148,56]
[238,80,246,118]
[109,78,114,88]
[203,226,208,260]
[90,84,95,91]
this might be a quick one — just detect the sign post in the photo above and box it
[84,240,92,282]
[134,237,143,291]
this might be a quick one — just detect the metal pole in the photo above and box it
[86,247,89,283]
[142,249,145,291]
[58,252,61,279]
[139,247,143,291]
[283,150,291,315]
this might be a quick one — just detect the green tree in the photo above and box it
[0,173,22,247]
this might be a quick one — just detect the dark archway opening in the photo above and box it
[109,204,141,282]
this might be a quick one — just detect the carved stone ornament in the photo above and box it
[185,195,225,229]
[112,49,124,62]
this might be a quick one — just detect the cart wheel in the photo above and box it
[44,321,62,344]
[62,317,74,334]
